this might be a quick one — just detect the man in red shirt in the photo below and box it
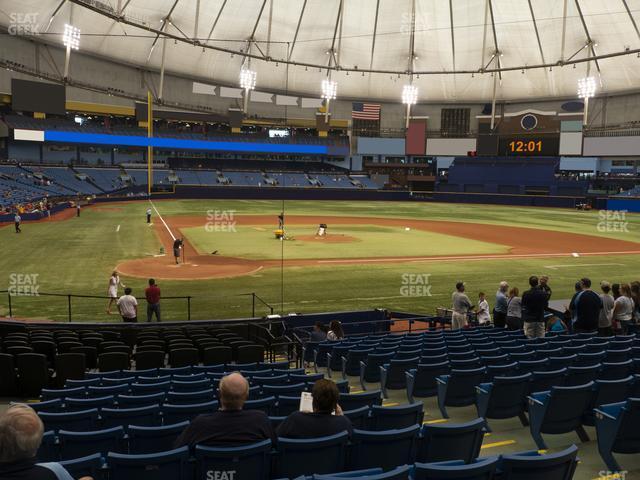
[145,278,161,322]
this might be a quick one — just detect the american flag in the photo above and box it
[352,102,381,121]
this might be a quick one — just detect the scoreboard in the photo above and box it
[499,135,560,156]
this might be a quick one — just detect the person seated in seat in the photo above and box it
[0,404,93,480]
[276,379,352,439]
[174,372,276,448]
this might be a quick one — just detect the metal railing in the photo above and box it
[0,290,275,323]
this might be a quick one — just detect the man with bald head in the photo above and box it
[174,372,276,448]
[0,404,91,480]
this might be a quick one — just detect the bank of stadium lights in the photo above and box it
[577,76,596,99]
[239,67,257,113]
[578,76,597,126]
[62,24,80,80]
[62,24,80,50]
[402,84,418,129]
[321,79,337,122]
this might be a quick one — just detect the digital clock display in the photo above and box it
[499,136,559,156]
[509,140,543,153]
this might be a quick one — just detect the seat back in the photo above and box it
[413,362,451,397]
[443,368,486,406]
[565,364,601,386]
[107,446,191,480]
[135,351,166,370]
[128,421,190,454]
[368,402,424,431]
[39,408,99,432]
[276,432,348,478]
[58,426,124,460]
[59,453,103,480]
[349,425,419,471]
[98,352,130,372]
[385,357,420,389]
[195,439,272,480]
[418,417,485,464]
[484,374,531,414]
[362,352,394,382]
[339,390,382,411]
[0,353,18,396]
[413,457,499,480]
[529,368,567,394]
[161,400,219,424]
[16,353,49,396]
[612,398,640,449]
[542,383,594,432]
[102,404,161,429]
[499,444,579,480]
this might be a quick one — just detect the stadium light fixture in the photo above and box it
[577,76,596,99]
[577,76,596,126]
[239,67,257,113]
[402,84,418,129]
[62,24,80,80]
[63,24,81,50]
[321,79,337,123]
[321,79,337,100]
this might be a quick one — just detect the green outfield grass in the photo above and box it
[183,223,509,259]
[1,199,639,322]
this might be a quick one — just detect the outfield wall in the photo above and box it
[606,198,640,213]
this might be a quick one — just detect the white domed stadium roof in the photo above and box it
[3,0,640,102]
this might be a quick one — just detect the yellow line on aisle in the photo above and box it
[480,440,516,450]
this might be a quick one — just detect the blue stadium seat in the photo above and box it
[65,395,115,411]
[348,424,419,471]
[41,387,86,400]
[599,360,634,381]
[243,396,277,415]
[413,456,499,480]
[339,390,382,411]
[171,379,212,392]
[87,384,130,397]
[582,377,633,426]
[117,392,166,407]
[405,362,451,403]
[485,362,519,380]
[37,430,58,462]
[128,421,190,454]
[161,400,219,424]
[343,406,370,430]
[516,359,548,374]
[475,373,531,431]
[313,465,412,479]
[436,367,486,418]
[166,389,215,405]
[130,381,171,395]
[101,404,161,429]
[65,378,101,388]
[334,379,350,394]
[275,432,348,478]
[263,382,306,398]
[274,395,301,417]
[107,446,191,480]
[22,399,63,413]
[251,374,289,386]
[595,398,640,472]
[498,444,579,480]
[195,438,272,480]
[368,402,424,431]
[313,343,335,372]
[380,357,420,397]
[527,383,593,449]
[58,426,125,460]
[327,345,353,376]
[59,453,103,480]
[565,364,601,386]
[528,368,567,395]
[417,417,485,464]
[39,408,99,432]
[342,348,374,379]
[360,352,395,389]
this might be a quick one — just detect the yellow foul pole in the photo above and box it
[147,90,153,196]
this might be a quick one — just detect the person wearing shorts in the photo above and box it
[521,276,549,338]
[173,238,183,264]
[117,287,138,323]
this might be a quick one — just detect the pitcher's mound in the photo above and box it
[296,234,359,243]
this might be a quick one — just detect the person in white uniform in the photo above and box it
[106,271,125,314]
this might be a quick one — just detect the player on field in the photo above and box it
[173,238,183,264]
[107,271,126,314]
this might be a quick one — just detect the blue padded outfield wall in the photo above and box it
[42,131,346,156]
[606,198,640,213]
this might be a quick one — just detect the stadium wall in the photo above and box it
[606,198,640,213]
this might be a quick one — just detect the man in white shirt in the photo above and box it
[117,287,138,323]
[14,214,21,233]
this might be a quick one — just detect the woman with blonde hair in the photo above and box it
[611,283,634,334]
[106,270,125,314]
